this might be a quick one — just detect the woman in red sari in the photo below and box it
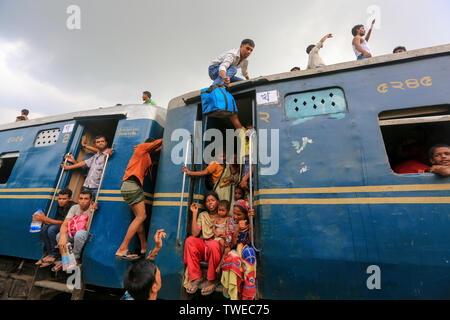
[183,191,222,296]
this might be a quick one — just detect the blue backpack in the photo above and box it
[201,84,237,118]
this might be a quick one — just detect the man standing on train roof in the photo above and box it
[21,109,29,120]
[306,33,333,69]
[428,144,450,177]
[352,19,376,60]
[209,39,255,87]
[142,91,157,106]
[62,135,113,199]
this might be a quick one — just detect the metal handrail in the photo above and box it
[46,156,69,217]
[176,135,192,247]
[86,153,110,233]
[248,130,260,252]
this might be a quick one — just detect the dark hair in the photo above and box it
[16,116,26,120]
[352,25,364,36]
[143,91,151,98]
[59,188,73,198]
[241,39,255,48]
[234,204,249,220]
[393,46,407,53]
[21,109,29,116]
[124,259,157,300]
[95,135,107,142]
[428,144,450,161]
[290,67,301,72]
[204,191,219,205]
[306,45,316,54]
[218,200,230,211]
[80,189,92,200]
[234,186,246,198]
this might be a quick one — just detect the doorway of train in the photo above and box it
[182,90,261,299]
[65,116,121,202]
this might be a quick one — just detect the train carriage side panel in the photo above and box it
[147,104,199,299]
[0,121,78,260]
[255,53,450,299]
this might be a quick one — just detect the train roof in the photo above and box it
[168,43,450,110]
[0,104,167,132]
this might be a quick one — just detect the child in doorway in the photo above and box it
[220,199,257,300]
[213,200,231,256]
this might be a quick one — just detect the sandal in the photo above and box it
[40,259,55,268]
[35,259,44,266]
[51,261,62,272]
[185,278,203,294]
[115,251,140,261]
[201,282,217,296]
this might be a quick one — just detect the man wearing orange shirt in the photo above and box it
[182,153,226,187]
[116,138,163,260]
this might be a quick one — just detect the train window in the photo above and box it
[34,128,61,147]
[285,87,347,120]
[378,105,450,174]
[0,152,20,184]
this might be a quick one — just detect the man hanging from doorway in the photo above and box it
[62,135,113,200]
[116,138,163,260]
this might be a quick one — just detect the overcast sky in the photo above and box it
[1,0,449,124]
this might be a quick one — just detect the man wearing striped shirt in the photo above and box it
[209,39,255,86]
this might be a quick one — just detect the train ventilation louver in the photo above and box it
[285,87,347,120]
[34,128,61,147]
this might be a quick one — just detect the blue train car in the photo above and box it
[149,44,450,299]
[0,104,165,296]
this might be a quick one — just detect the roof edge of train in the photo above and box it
[168,43,450,111]
[0,104,167,132]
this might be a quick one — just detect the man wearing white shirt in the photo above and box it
[209,39,255,86]
[306,34,333,69]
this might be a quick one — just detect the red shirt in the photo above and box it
[122,139,163,185]
[394,160,429,174]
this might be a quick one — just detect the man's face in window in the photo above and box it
[95,137,107,151]
[431,147,450,166]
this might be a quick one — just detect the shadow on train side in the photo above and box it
[149,44,450,300]
[0,104,166,298]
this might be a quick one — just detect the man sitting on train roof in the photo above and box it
[393,46,407,53]
[209,39,254,87]
[34,188,76,268]
[62,135,113,199]
[142,91,157,106]
[53,190,96,271]
[428,144,450,177]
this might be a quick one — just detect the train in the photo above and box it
[0,44,449,299]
